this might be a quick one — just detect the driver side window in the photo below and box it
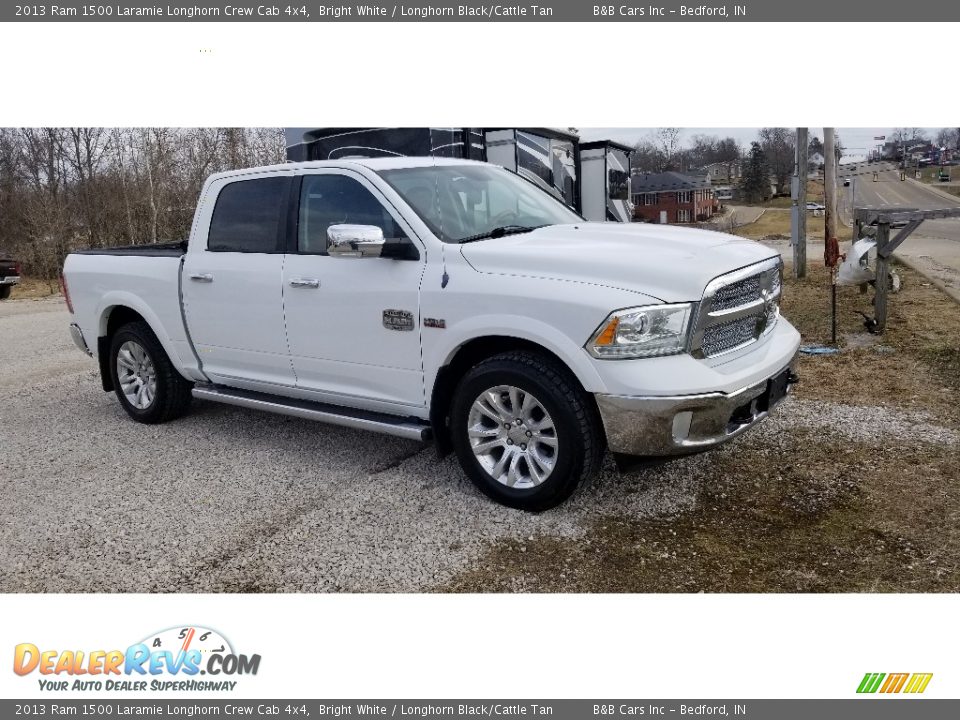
[298,174,408,254]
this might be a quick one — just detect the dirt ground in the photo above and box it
[446,259,960,593]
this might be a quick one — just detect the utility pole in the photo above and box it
[824,128,840,344]
[791,127,808,277]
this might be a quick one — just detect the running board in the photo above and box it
[192,385,432,442]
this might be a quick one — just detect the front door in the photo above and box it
[282,169,427,411]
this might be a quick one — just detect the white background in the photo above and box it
[1,19,956,700]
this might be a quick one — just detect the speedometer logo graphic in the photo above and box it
[139,626,234,659]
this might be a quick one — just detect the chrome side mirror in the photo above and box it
[327,224,385,258]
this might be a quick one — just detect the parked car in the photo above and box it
[0,252,21,300]
[62,158,800,510]
[806,202,825,211]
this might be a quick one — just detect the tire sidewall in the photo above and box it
[451,360,586,510]
[109,326,165,422]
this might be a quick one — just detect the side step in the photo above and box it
[192,385,432,442]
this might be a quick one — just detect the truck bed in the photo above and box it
[63,249,197,377]
[71,241,187,258]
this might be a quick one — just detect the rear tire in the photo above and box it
[450,350,603,511]
[109,321,193,424]
[0,286,10,300]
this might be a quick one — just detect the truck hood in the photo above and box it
[459,222,779,302]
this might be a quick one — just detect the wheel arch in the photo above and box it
[429,335,601,457]
[96,298,180,392]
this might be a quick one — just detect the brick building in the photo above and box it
[630,172,715,224]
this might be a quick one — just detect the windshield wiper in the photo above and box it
[458,224,545,244]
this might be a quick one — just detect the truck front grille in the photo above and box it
[691,258,782,359]
[711,275,762,311]
[701,316,760,356]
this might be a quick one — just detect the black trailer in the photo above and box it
[284,127,582,215]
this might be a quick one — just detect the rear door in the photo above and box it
[282,168,427,411]
[182,171,297,388]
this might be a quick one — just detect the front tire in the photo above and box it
[450,351,603,511]
[109,320,193,424]
[0,285,11,300]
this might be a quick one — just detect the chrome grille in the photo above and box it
[701,316,759,356]
[711,275,762,311]
[691,258,782,359]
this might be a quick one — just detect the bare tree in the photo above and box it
[758,127,796,196]
[0,128,286,280]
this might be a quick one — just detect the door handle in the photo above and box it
[289,278,320,288]
[189,273,214,283]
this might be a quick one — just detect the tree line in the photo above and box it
[0,128,285,281]
[630,127,847,201]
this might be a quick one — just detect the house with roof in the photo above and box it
[701,161,741,184]
[630,171,715,224]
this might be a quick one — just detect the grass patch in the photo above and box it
[444,431,959,592]
[9,277,60,300]
[782,260,960,425]
[733,180,824,209]
[731,208,827,241]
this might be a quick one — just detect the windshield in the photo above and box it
[377,164,582,243]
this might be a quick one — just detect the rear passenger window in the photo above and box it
[298,174,407,254]
[208,176,289,252]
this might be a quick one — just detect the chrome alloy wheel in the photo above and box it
[116,340,157,410]
[467,385,558,489]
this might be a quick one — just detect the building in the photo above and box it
[701,161,741,184]
[631,172,715,224]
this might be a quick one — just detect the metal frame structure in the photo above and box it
[853,205,960,331]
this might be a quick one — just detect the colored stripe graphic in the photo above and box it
[857,672,932,694]
[880,673,909,693]
[904,673,933,694]
[857,673,885,693]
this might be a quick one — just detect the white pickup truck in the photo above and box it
[63,157,800,510]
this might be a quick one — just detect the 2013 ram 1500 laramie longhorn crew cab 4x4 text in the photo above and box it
[63,158,800,510]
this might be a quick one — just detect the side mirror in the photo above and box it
[327,224,385,258]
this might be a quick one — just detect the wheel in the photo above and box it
[109,320,193,424]
[450,351,603,511]
[0,285,10,300]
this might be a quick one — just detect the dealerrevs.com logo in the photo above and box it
[13,626,261,692]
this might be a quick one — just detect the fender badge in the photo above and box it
[382,309,414,331]
[424,318,446,329]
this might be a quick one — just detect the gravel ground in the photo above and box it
[1,298,956,592]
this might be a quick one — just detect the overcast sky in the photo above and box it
[577,127,934,162]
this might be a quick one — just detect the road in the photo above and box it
[837,162,960,299]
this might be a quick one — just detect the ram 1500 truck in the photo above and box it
[0,252,21,300]
[63,158,800,510]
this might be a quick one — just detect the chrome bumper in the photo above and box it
[69,323,92,356]
[0,275,20,286]
[596,361,798,457]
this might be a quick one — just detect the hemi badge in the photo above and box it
[424,318,446,329]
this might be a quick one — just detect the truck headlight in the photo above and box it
[586,303,694,359]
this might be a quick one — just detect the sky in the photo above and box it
[577,127,932,162]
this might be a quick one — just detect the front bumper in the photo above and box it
[0,275,20,286]
[596,359,798,456]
